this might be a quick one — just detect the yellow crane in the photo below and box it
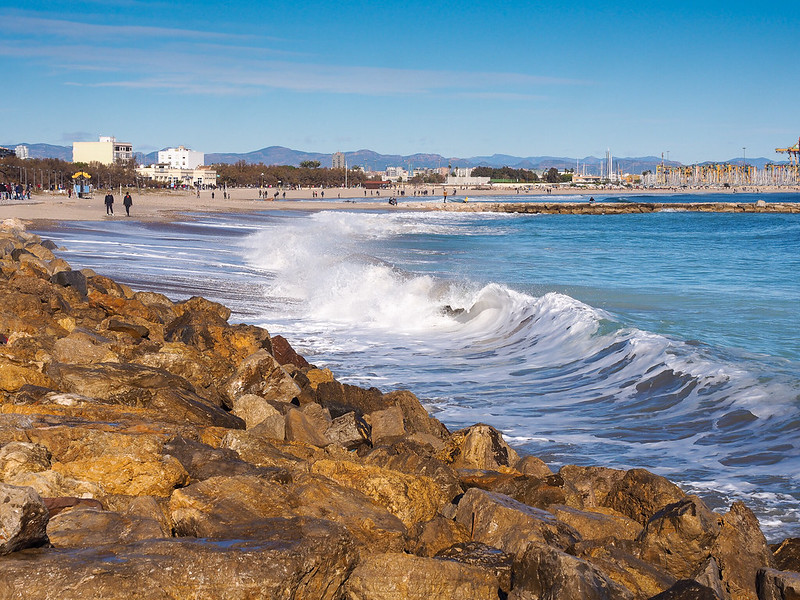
[776,137,800,166]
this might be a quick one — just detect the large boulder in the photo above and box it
[558,465,626,509]
[772,538,800,572]
[756,568,800,600]
[343,552,501,600]
[638,496,722,580]
[710,502,772,600]
[509,541,634,600]
[0,442,52,481]
[0,517,357,600]
[438,424,520,471]
[458,469,566,510]
[0,483,50,555]
[222,350,301,405]
[604,468,686,525]
[549,504,642,541]
[454,487,579,555]
[406,516,472,557]
[46,507,166,548]
[311,459,447,528]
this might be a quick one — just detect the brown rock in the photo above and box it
[638,495,722,580]
[270,334,309,368]
[558,465,626,509]
[222,349,301,405]
[649,580,723,600]
[285,407,331,447]
[0,483,50,555]
[231,393,283,429]
[439,423,520,471]
[0,517,357,600]
[52,329,115,364]
[0,442,51,480]
[311,458,447,528]
[454,487,580,555]
[162,435,291,483]
[510,541,634,600]
[605,468,686,525]
[326,411,371,449]
[436,541,514,594]
[575,541,676,599]
[516,455,554,478]
[41,497,103,518]
[756,568,800,600]
[367,405,406,444]
[52,454,189,497]
[364,444,462,502]
[46,507,166,547]
[711,502,772,600]
[406,515,471,557]
[45,362,243,429]
[772,538,800,572]
[458,469,566,509]
[549,504,643,541]
[343,551,501,600]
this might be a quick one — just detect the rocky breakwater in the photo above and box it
[437,201,800,215]
[0,217,797,600]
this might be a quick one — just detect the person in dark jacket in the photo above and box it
[123,192,133,216]
[104,191,114,215]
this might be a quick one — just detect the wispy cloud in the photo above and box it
[1,11,590,99]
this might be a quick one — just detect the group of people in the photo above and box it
[104,190,133,216]
[1,182,29,201]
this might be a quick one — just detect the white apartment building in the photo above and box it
[15,145,29,159]
[385,166,408,181]
[158,146,205,170]
[73,136,133,165]
[136,165,217,187]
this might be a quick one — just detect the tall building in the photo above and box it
[158,146,204,169]
[332,152,346,169]
[73,136,133,165]
[15,145,29,159]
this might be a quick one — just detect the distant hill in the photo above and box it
[5,142,787,174]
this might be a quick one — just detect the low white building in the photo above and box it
[385,166,408,182]
[136,164,217,187]
[158,146,204,170]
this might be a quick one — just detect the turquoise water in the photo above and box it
[36,193,800,540]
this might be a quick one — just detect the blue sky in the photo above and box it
[2,0,799,163]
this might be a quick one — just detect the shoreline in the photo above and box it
[1,186,799,224]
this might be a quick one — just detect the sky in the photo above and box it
[2,0,799,164]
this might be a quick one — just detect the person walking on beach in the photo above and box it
[123,192,133,216]
[104,191,114,215]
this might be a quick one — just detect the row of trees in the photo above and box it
[471,166,540,183]
[0,156,139,190]
[215,161,371,188]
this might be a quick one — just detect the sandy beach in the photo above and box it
[1,185,799,224]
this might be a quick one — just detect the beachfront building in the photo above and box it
[158,146,204,170]
[331,152,345,169]
[15,145,29,159]
[136,164,217,188]
[446,167,490,186]
[385,166,408,182]
[73,136,133,165]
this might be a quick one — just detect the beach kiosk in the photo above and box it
[72,171,92,198]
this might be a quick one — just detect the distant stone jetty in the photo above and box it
[0,218,798,599]
[433,201,800,215]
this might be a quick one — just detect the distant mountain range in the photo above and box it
[3,142,786,173]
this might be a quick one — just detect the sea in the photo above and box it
[33,192,800,542]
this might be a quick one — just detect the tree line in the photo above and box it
[0,156,375,190]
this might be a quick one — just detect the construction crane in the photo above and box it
[776,137,800,166]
